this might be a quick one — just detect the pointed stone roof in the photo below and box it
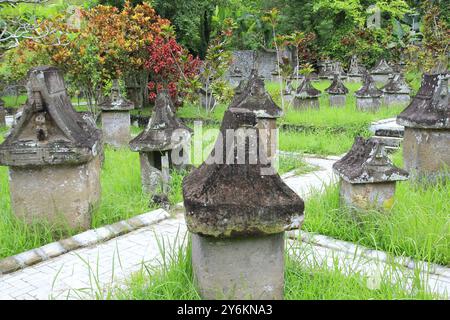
[0,66,101,167]
[332,62,347,78]
[397,73,449,129]
[326,74,349,95]
[233,78,248,97]
[355,72,383,98]
[382,73,411,95]
[370,59,394,75]
[129,90,191,152]
[295,77,321,99]
[348,55,364,76]
[182,107,304,238]
[333,136,409,184]
[231,69,283,119]
[99,79,134,111]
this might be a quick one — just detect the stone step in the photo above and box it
[369,118,404,138]
[371,135,403,149]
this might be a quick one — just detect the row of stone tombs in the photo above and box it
[0,66,448,235]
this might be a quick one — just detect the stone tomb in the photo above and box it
[347,55,365,83]
[99,80,134,148]
[355,72,383,111]
[183,107,304,300]
[333,137,409,211]
[0,66,102,230]
[370,59,394,86]
[329,61,347,80]
[293,77,322,110]
[326,73,349,107]
[397,73,450,181]
[231,69,283,163]
[381,73,411,107]
[129,90,191,194]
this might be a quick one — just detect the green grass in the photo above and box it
[304,174,450,266]
[106,238,436,300]
[0,124,312,258]
[91,147,156,228]
[0,141,156,258]
[174,80,408,156]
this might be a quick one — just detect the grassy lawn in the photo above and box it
[304,149,450,266]
[0,124,313,259]
[174,80,407,156]
[105,239,436,300]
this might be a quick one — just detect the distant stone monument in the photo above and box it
[355,72,383,111]
[318,60,334,79]
[183,107,304,299]
[99,80,134,148]
[348,55,365,83]
[326,73,349,107]
[229,66,244,87]
[231,69,283,163]
[370,59,394,86]
[283,79,294,105]
[397,73,450,181]
[333,137,408,211]
[293,77,322,109]
[0,99,5,126]
[129,90,191,194]
[0,66,102,230]
[381,73,411,107]
[329,61,347,80]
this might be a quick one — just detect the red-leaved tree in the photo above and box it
[145,36,201,105]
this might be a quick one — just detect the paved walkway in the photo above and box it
[0,155,448,299]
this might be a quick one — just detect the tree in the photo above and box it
[10,2,195,115]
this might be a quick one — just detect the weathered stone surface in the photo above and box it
[396,73,449,180]
[348,55,365,81]
[356,97,382,111]
[402,128,450,179]
[318,60,334,79]
[99,80,134,112]
[333,137,408,210]
[231,69,283,161]
[233,78,248,97]
[99,79,134,147]
[333,136,409,184]
[329,62,347,80]
[369,118,404,138]
[183,107,304,238]
[192,233,284,299]
[381,73,411,107]
[129,90,191,152]
[326,74,349,95]
[355,72,383,111]
[0,66,102,230]
[9,156,101,230]
[226,49,294,81]
[339,180,397,210]
[0,257,21,274]
[293,78,321,110]
[329,95,347,107]
[370,59,394,86]
[130,90,191,194]
[397,73,449,129]
[0,66,102,167]
[231,69,283,119]
[101,112,131,148]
